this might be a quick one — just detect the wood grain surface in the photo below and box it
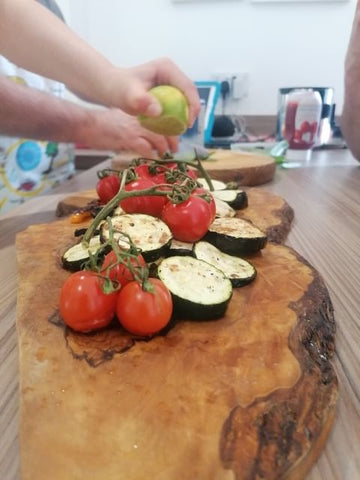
[110,149,276,186]
[15,217,337,480]
[1,149,359,480]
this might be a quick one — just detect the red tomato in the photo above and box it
[186,168,198,180]
[161,194,213,242]
[101,251,146,287]
[116,279,173,336]
[96,175,121,204]
[134,164,152,179]
[151,170,168,185]
[59,271,118,332]
[120,177,168,217]
[152,164,197,184]
[193,188,216,222]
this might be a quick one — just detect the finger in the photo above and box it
[142,134,169,157]
[166,136,179,153]
[130,137,157,158]
[125,80,162,117]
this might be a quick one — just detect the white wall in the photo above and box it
[57,0,356,115]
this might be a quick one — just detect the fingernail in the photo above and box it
[145,102,162,117]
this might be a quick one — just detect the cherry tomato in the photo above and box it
[96,175,121,204]
[134,164,152,179]
[152,164,197,185]
[59,271,118,332]
[149,163,177,184]
[116,279,173,336]
[193,187,216,222]
[161,194,213,242]
[101,251,146,287]
[120,177,168,217]
[186,168,197,180]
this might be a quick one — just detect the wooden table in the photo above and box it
[1,149,359,480]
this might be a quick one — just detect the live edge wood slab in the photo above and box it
[15,190,338,480]
[110,149,276,186]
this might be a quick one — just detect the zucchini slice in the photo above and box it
[193,241,256,287]
[112,205,125,216]
[214,198,236,218]
[157,256,232,320]
[197,178,227,191]
[166,240,194,257]
[62,235,102,271]
[100,214,172,262]
[204,217,267,256]
[212,189,248,210]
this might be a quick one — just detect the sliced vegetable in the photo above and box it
[70,210,93,224]
[197,177,227,191]
[204,217,267,256]
[157,256,232,320]
[62,235,102,272]
[193,241,256,287]
[212,189,248,210]
[112,205,125,216]
[166,239,194,257]
[100,214,172,262]
[214,198,236,218]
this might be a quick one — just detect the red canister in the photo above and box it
[283,89,322,161]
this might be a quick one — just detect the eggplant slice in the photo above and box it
[214,198,236,218]
[100,214,172,262]
[62,235,102,271]
[166,240,194,257]
[193,241,256,287]
[204,217,267,256]
[157,256,232,320]
[212,189,248,210]
[197,177,227,191]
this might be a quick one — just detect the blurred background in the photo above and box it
[56,0,355,117]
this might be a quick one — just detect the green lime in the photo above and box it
[138,85,189,136]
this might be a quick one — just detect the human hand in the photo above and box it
[105,58,201,128]
[80,107,179,157]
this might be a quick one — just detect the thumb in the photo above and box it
[125,82,162,117]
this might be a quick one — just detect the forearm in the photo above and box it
[0,0,117,106]
[0,76,178,155]
[342,0,360,161]
[0,76,101,144]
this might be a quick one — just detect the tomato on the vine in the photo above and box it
[134,164,152,180]
[152,164,197,185]
[59,271,118,332]
[101,251,146,287]
[96,175,120,204]
[161,194,213,242]
[148,163,176,184]
[193,187,216,222]
[116,279,173,336]
[120,177,168,217]
[186,168,197,180]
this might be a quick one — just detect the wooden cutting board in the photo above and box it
[15,192,337,480]
[110,149,276,186]
[55,188,294,245]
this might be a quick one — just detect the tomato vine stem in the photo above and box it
[83,171,193,246]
